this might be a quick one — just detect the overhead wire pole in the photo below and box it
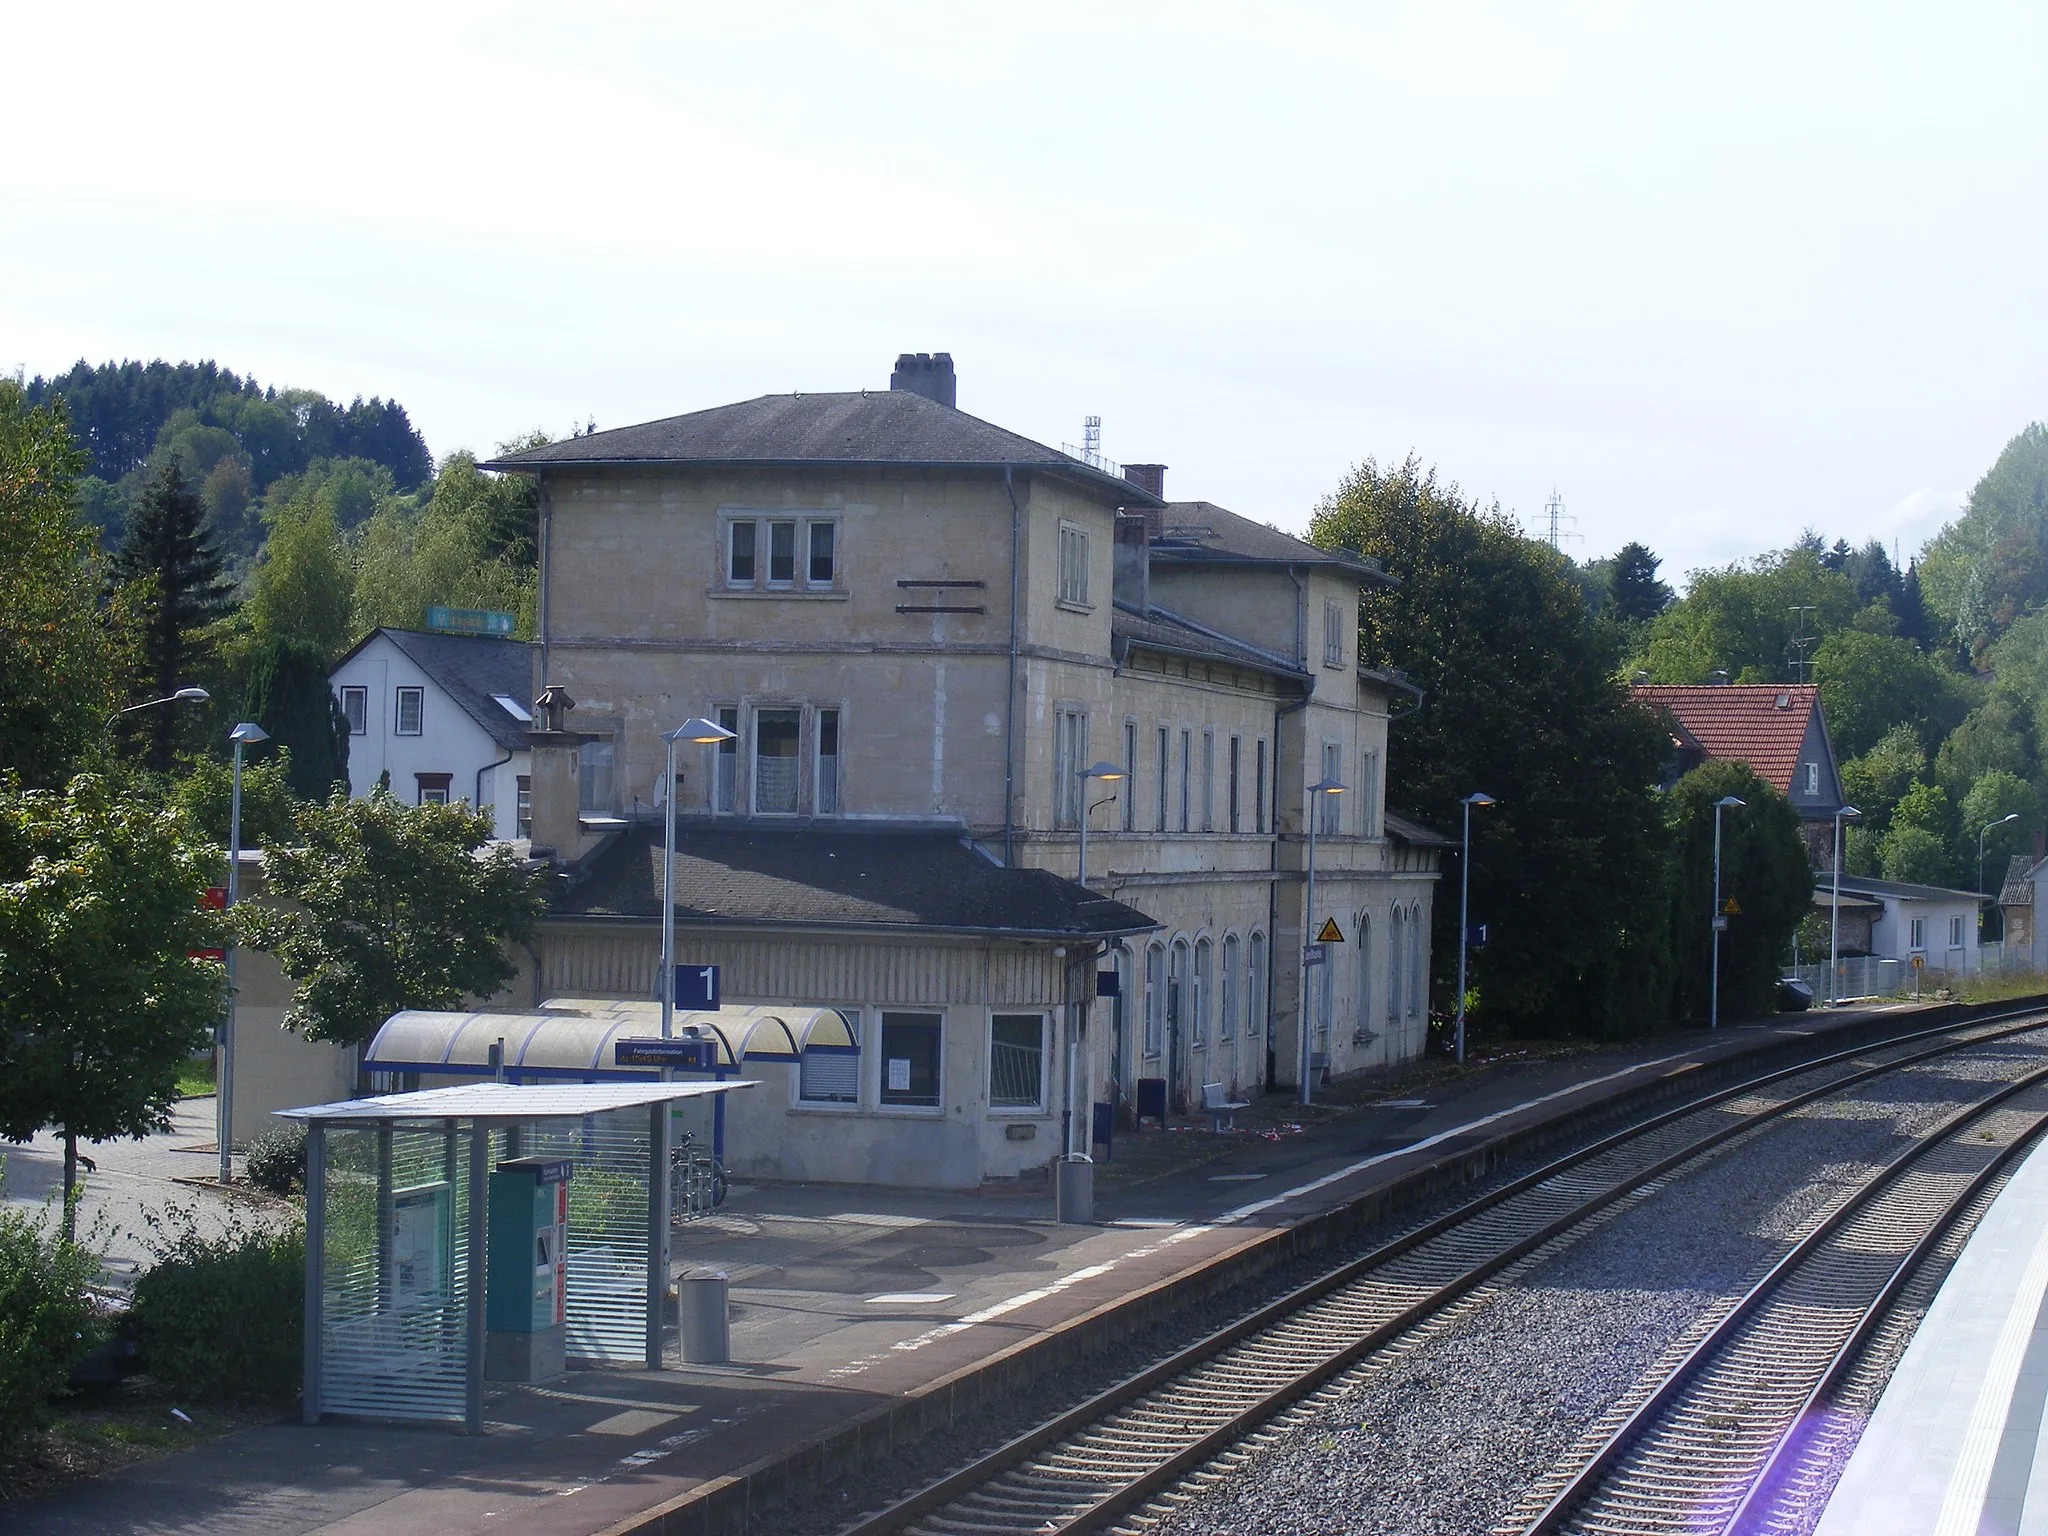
[1830,805,1860,1006]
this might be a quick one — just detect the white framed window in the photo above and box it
[1950,914,1965,948]
[1122,718,1138,832]
[1154,726,1170,831]
[1228,736,1242,833]
[1053,708,1089,828]
[1255,739,1268,834]
[416,773,452,807]
[798,1012,861,1106]
[515,775,532,839]
[1804,762,1819,796]
[1909,917,1926,951]
[1357,911,1375,1039]
[1387,907,1403,1024]
[1221,935,1241,1038]
[1319,741,1343,833]
[1248,931,1267,1036]
[722,514,840,590]
[816,708,841,815]
[1143,943,1165,1055]
[1170,939,1191,1058]
[1192,938,1211,1047]
[395,686,423,736]
[1323,599,1345,667]
[578,738,615,816]
[713,706,739,813]
[1315,939,1334,1049]
[879,1011,943,1110]
[340,685,367,735]
[1058,522,1091,607]
[989,1013,1048,1111]
[754,708,800,815]
[1360,750,1380,838]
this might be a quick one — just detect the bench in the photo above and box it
[1201,1081,1250,1132]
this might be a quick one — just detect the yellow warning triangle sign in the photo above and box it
[1723,898,1742,916]
[1316,917,1346,944]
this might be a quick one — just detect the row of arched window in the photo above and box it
[1121,931,1270,1059]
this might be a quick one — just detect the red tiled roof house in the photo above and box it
[1632,684,1845,864]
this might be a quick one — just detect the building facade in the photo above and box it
[481,355,1441,1187]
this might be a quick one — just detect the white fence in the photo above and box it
[1791,945,2038,1002]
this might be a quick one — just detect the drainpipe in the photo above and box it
[1266,683,1313,1090]
[476,747,515,837]
[1003,466,1022,865]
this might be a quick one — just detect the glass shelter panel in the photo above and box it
[521,1109,653,1365]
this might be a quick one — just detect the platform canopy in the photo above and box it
[363,997,859,1080]
[276,1078,754,1125]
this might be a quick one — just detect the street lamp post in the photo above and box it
[103,685,210,735]
[1299,776,1346,1107]
[1454,792,1496,1065]
[1979,812,2022,897]
[1829,804,1861,1006]
[1710,795,1746,1030]
[1058,761,1126,1224]
[220,720,268,1185]
[659,718,739,1042]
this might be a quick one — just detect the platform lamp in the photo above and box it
[1057,762,1127,1225]
[219,720,268,1186]
[1829,805,1861,1007]
[660,717,739,1041]
[103,684,210,734]
[1299,775,1346,1107]
[1979,812,2021,898]
[1710,795,1746,1030]
[1454,792,1496,1065]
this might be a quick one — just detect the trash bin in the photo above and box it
[1055,1154,1094,1224]
[680,1269,729,1364]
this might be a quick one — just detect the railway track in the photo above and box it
[831,1007,2048,1536]
[1512,1058,2048,1536]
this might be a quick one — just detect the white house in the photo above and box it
[1816,873,1986,975]
[329,628,536,839]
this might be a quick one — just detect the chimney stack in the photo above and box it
[1122,463,1166,500]
[889,352,957,408]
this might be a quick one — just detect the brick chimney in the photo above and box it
[889,352,956,408]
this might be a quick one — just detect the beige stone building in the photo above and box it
[431,354,1442,1189]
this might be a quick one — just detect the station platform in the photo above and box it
[1816,1114,2048,1536]
[12,1001,1965,1536]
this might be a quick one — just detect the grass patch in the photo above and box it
[174,1056,215,1099]
[0,1379,282,1503]
[1951,975,2048,1006]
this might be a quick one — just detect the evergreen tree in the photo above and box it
[242,639,350,801]
[109,454,235,772]
[1898,562,1931,650]
[1609,541,1674,623]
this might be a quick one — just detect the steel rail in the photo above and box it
[1517,1059,2048,1535]
[836,1007,2048,1536]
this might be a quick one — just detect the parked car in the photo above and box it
[1778,976,1815,1012]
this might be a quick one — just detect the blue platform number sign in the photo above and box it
[1467,923,1488,947]
[674,963,721,1011]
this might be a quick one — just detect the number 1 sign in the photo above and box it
[674,964,721,1011]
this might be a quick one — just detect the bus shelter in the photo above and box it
[278,1079,752,1433]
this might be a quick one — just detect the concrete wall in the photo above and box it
[1870,894,1981,974]
[331,633,530,840]
[223,857,355,1145]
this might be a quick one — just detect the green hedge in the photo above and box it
[0,1198,101,1451]
[131,1207,302,1401]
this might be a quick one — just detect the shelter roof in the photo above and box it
[366,999,858,1076]
[1823,873,1990,907]
[333,627,536,752]
[556,822,1159,939]
[2002,854,2038,907]
[1630,684,1822,795]
[1384,811,1454,848]
[480,389,1156,507]
[1147,500,1392,583]
[276,1079,752,1124]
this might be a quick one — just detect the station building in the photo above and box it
[378,355,1442,1189]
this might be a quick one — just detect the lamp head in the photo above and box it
[669,716,737,745]
[1080,761,1126,781]
[228,721,269,746]
[1838,804,1861,821]
[1714,795,1746,809]
[173,686,210,703]
[2003,812,2022,825]
[1309,777,1346,795]
[1464,791,1496,807]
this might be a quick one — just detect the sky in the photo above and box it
[4,1,2045,587]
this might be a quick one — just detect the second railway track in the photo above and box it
[827,1006,2048,1536]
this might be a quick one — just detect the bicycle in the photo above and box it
[668,1131,728,1223]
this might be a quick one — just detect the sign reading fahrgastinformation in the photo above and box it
[425,606,517,636]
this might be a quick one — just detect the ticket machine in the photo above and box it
[485,1156,570,1382]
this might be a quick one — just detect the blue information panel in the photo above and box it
[674,963,721,1010]
[615,1037,716,1070]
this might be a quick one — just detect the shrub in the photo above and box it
[0,1195,101,1451]
[130,1205,302,1400]
[244,1123,307,1196]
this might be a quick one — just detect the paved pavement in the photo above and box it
[1,1097,258,1286]
[7,1005,1947,1536]
[1817,1123,2048,1535]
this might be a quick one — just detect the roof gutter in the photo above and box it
[476,746,515,830]
[480,455,1162,510]
[545,912,1165,942]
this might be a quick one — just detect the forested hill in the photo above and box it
[24,359,432,557]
